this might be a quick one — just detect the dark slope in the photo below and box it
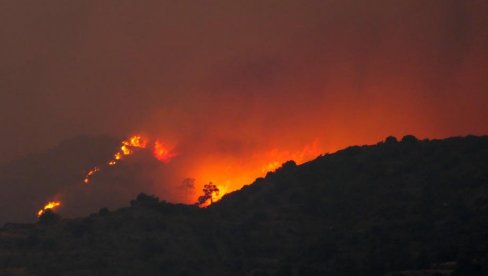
[214,135,488,275]
[0,135,119,223]
[1,135,488,276]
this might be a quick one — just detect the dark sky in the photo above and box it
[1,0,487,167]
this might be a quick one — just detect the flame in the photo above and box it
[153,140,176,163]
[188,139,321,206]
[37,134,319,215]
[211,185,226,203]
[108,135,148,166]
[126,135,148,148]
[37,201,61,217]
[121,145,132,155]
[261,161,280,173]
[36,134,175,216]
[83,167,100,184]
[83,135,151,184]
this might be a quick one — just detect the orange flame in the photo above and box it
[36,134,177,217]
[153,140,176,163]
[126,135,147,148]
[189,139,321,206]
[83,167,100,184]
[211,185,226,204]
[84,135,150,183]
[261,161,280,173]
[38,135,321,213]
[37,201,61,217]
[108,135,148,166]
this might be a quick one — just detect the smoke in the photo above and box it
[1,0,488,221]
[1,0,487,162]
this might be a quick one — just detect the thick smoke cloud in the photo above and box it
[1,0,487,163]
[1,0,487,221]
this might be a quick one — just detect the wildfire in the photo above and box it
[37,134,176,217]
[153,140,176,163]
[84,135,154,184]
[261,161,280,173]
[36,133,320,216]
[107,135,149,167]
[189,139,321,206]
[211,185,226,203]
[83,167,100,184]
[197,182,225,207]
[37,201,61,217]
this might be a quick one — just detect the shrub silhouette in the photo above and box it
[131,193,160,207]
[38,210,60,225]
[197,182,220,206]
[401,134,419,144]
[385,136,398,144]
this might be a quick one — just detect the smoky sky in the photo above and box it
[1,0,488,163]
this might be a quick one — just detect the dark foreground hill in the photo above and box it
[1,135,488,276]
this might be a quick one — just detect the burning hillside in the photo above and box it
[37,201,61,217]
[37,135,176,217]
[83,135,159,184]
[35,133,322,219]
[4,135,488,275]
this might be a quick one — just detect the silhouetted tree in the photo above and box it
[385,136,398,144]
[401,134,418,144]
[197,182,220,206]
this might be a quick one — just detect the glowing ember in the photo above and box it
[37,201,61,217]
[83,167,100,184]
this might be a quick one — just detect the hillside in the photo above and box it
[0,135,173,223]
[1,135,488,275]
[0,135,120,223]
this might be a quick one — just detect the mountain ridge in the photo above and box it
[1,135,488,275]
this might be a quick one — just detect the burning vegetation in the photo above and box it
[37,135,177,218]
[153,140,176,163]
[36,134,320,219]
[84,135,150,184]
[37,201,61,217]
[6,136,488,275]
